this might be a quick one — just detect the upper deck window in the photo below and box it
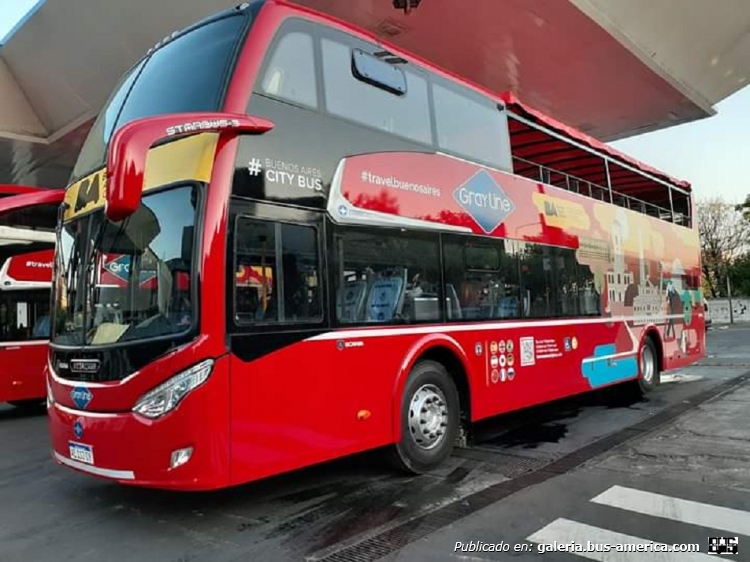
[432,82,511,171]
[70,11,251,182]
[261,31,317,108]
[321,37,432,145]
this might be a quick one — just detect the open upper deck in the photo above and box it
[500,94,692,229]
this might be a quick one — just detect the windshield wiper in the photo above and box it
[82,215,118,344]
[54,202,69,273]
[57,215,89,345]
[53,204,69,317]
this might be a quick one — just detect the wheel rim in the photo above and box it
[408,384,449,450]
[641,344,655,384]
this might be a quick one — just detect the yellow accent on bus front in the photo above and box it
[63,133,219,222]
[64,169,107,222]
[142,133,218,190]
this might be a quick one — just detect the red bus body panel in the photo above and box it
[1,342,49,402]
[0,188,62,404]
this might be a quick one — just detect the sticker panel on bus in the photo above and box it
[68,441,94,465]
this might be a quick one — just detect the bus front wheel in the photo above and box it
[389,359,460,474]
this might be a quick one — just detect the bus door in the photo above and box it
[0,189,64,407]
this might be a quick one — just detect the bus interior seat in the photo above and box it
[497,296,518,318]
[263,66,313,107]
[445,283,462,320]
[458,281,492,319]
[401,294,440,322]
[32,315,50,338]
[364,268,407,323]
[263,68,284,96]
[523,290,531,316]
[399,283,463,323]
[336,279,368,322]
[582,288,601,315]
[402,276,439,322]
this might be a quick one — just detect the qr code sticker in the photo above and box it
[520,337,535,366]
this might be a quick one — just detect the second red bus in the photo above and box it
[0,186,63,409]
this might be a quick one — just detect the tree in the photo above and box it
[729,254,750,296]
[736,193,750,219]
[696,197,750,297]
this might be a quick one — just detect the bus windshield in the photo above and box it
[70,11,249,181]
[51,185,197,346]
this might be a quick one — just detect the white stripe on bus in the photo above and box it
[54,452,135,480]
[581,351,637,363]
[0,340,48,348]
[307,315,684,341]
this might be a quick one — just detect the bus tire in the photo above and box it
[637,336,660,394]
[389,359,460,475]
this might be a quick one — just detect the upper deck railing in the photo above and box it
[512,156,689,226]
[503,100,692,229]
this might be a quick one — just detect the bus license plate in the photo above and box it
[69,442,94,465]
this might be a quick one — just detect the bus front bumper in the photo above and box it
[47,384,231,491]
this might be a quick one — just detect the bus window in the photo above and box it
[320,36,432,144]
[578,263,601,316]
[443,237,521,320]
[260,31,318,109]
[234,218,321,324]
[432,82,512,171]
[335,230,440,325]
[518,243,582,318]
[71,12,248,182]
[0,290,51,342]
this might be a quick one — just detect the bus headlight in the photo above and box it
[133,359,214,419]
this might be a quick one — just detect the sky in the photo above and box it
[0,0,43,46]
[611,85,750,206]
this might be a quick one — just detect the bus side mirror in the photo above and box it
[105,112,274,222]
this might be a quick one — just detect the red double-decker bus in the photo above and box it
[47,0,704,490]
[0,186,63,409]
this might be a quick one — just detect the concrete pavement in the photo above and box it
[377,328,750,561]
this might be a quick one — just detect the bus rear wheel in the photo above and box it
[636,336,660,394]
[389,359,460,474]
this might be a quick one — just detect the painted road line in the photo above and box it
[527,518,712,561]
[590,485,750,537]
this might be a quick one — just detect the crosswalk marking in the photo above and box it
[590,485,750,536]
[527,518,715,561]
